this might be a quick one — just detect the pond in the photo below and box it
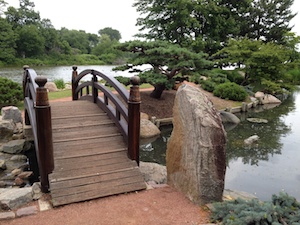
[0,65,134,84]
[140,90,300,202]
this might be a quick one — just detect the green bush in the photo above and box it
[225,70,245,85]
[210,192,300,225]
[200,80,217,92]
[213,82,247,101]
[0,77,23,108]
[54,79,65,89]
[114,76,131,86]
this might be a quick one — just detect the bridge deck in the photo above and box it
[49,100,146,207]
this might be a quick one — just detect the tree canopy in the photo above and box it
[114,40,212,98]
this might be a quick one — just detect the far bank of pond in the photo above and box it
[140,90,300,202]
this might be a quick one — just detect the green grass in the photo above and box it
[48,89,72,100]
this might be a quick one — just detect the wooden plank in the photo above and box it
[52,125,119,140]
[53,153,130,172]
[51,175,144,197]
[50,167,142,190]
[50,160,138,180]
[54,150,127,164]
[53,147,127,159]
[51,181,146,207]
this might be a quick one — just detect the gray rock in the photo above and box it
[220,111,241,124]
[139,162,167,184]
[244,135,259,145]
[0,187,33,210]
[167,84,226,205]
[32,182,42,200]
[16,205,38,217]
[1,139,25,154]
[45,82,58,92]
[0,160,6,170]
[0,119,15,142]
[1,106,22,123]
[247,118,268,124]
[0,211,15,220]
[140,119,161,138]
[10,155,27,161]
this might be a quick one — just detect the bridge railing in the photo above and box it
[71,66,141,164]
[23,66,54,192]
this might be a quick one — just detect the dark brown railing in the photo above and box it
[72,66,141,164]
[23,66,54,193]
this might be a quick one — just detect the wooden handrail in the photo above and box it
[71,66,141,164]
[23,67,54,192]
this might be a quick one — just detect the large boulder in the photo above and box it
[255,92,281,104]
[45,82,58,92]
[220,111,240,124]
[166,84,226,205]
[140,119,161,139]
[1,106,22,123]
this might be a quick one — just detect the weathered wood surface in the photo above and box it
[49,100,146,207]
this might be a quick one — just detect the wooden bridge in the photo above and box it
[23,66,146,207]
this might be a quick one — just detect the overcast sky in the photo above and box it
[8,0,300,42]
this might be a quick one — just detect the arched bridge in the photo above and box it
[23,66,146,207]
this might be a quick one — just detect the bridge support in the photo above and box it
[35,76,54,192]
[128,76,141,165]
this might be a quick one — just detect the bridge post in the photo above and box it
[72,65,78,100]
[128,76,141,165]
[35,76,54,193]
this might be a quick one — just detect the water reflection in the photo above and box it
[140,90,300,201]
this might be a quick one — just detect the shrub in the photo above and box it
[0,77,23,108]
[54,79,65,89]
[213,82,247,101]
[114,76,131,86]
[210,192,300,225]
[200,80,217,92]
[225,70,245,85]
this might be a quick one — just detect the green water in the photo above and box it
[140,91,300,201]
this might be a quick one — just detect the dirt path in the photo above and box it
[6,186,211,225]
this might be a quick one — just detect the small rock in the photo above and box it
[32,182,42,200]
[15,177,25,186]
[1,139,25,154]
[0,187,33,209]
[18,171,33,179]
[0,160,6,170]
[10,155,27,161]
[0,211,15,220]
[0,119,15,142]
[247,118,268,124]
[0,181,6,188]
[244,135,259,145]
[140,162,167,184]
[16,206,38,217]
[1,106,23,123]
[11,168,22,176]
